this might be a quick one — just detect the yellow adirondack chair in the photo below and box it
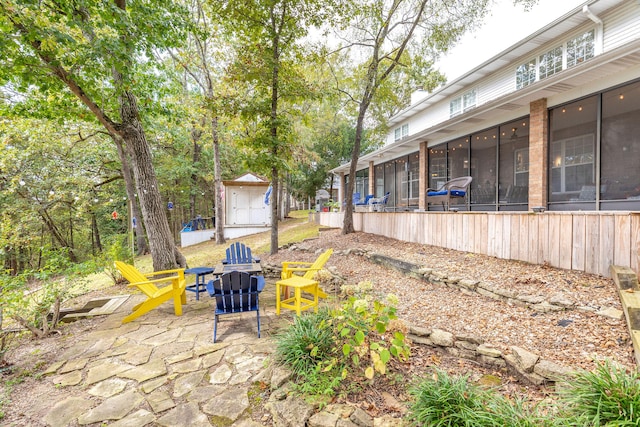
[276,249,333,316]
[115,261,187,323]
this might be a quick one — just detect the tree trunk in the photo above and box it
[118,90,186,270]
[91,211,102,254]
[190,123,203,223]
[211,116,226,244]
[113,135,149,255]
[40,208,79,262]
[270,167,279,255]
[343,102,369,235]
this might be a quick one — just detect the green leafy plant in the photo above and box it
[0,247,89,338]
[552,359,640,425]
[325,285,410,381]
[99,233,134,284]
[407,369,541,427]
[275,282,410,397]
[275,307,334,376]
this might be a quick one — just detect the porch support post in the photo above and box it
[339,172,345,211]
[529,98,548,209]
[419,141,429,210]
[368,161,375,196]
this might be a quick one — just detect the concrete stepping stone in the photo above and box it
[201,350,224,368]
[166,350,194,365]
[209,363,232,384]
[86,361,132,385]
[59,357,89,374]
[157,402,211,427]
[43,396,94,427]
[185,385,225,403]
[43,360,65,375]
[141,375,169,393]
[202,386,250,422]
[170,358,201,374]
[119,358,167,382]
[77,390,144,425]
[88,378,128,398]
[173,370,207,398]
[108,409,156,427]
[52,370,82,387]
[142,327,183,346]
[121,344,154,365]
[147,390,176,413]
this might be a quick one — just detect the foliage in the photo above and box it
[407,360,640,427]
[0,247,91,338]
[276,307,334,376]
[275,282,410,397]
[99,234,134,284]
[552,359,640,425]
[407,369,541,427]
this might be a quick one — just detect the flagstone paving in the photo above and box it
[32,282,291,427]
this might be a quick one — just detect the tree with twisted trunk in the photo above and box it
[0,0,187,269]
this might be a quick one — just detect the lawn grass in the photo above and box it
[84,210,320,295]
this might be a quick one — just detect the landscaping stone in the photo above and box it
[533,359,574,380]
[173,370,207,398]
[597,306,624,320]
[86,361,132,385]
[148,390,176,413]
[88,378,128,397]
[108,409,156,427]
[429,329,454,347]
[157,402,211,427]
[77,390,144,425]
[119,358,167,382]
[202,386,250,422]
[43,397,94,427]
[510,346,539,373]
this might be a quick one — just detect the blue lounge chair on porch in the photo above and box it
[222,242,260,264]
[427,176,472,210]
[369,192,390,212]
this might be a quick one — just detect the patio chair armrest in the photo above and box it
[145,268,185,278]
[285,266,321,274]
[127,276,183,288]
[205,278,220,297]
[281,261,313,270]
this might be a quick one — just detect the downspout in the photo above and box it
[582,5,603,55]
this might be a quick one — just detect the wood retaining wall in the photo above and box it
[317,211,640,278]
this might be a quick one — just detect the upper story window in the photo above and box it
[538,46,563,79]
[394,124,409,141]
[450,89,477,118]
[567,29,595,67]
[516,29,596,90]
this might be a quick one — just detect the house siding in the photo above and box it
[603,1,640,51]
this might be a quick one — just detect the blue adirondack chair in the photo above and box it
[206,271,265,342]
[221,242,260,264]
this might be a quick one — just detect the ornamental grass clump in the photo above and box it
[552,359,640,425]
[274,281,410,397]
[407,369,542,427]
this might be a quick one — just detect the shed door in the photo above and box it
[229,188,269,225]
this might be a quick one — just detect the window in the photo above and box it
[539,46,563,80]
[463,90,476,112]
[449,90,476,118]
[429,146,447,189]
[450,97,462,117]
[567,30,595,68]
[551,135,594,193]
[516,29,596,90]
[401,153,420,206]
[516,59,537,89]
[355,169,369,199]
[394,124,409,141]
[514,148,529,186]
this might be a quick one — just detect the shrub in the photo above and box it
[0,247,90,338]
[552,359,640,425]
[275,307,334,377]
[274,282,410,397]
[407,369,542,427]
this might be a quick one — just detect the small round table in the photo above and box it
[184,266,215,300]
